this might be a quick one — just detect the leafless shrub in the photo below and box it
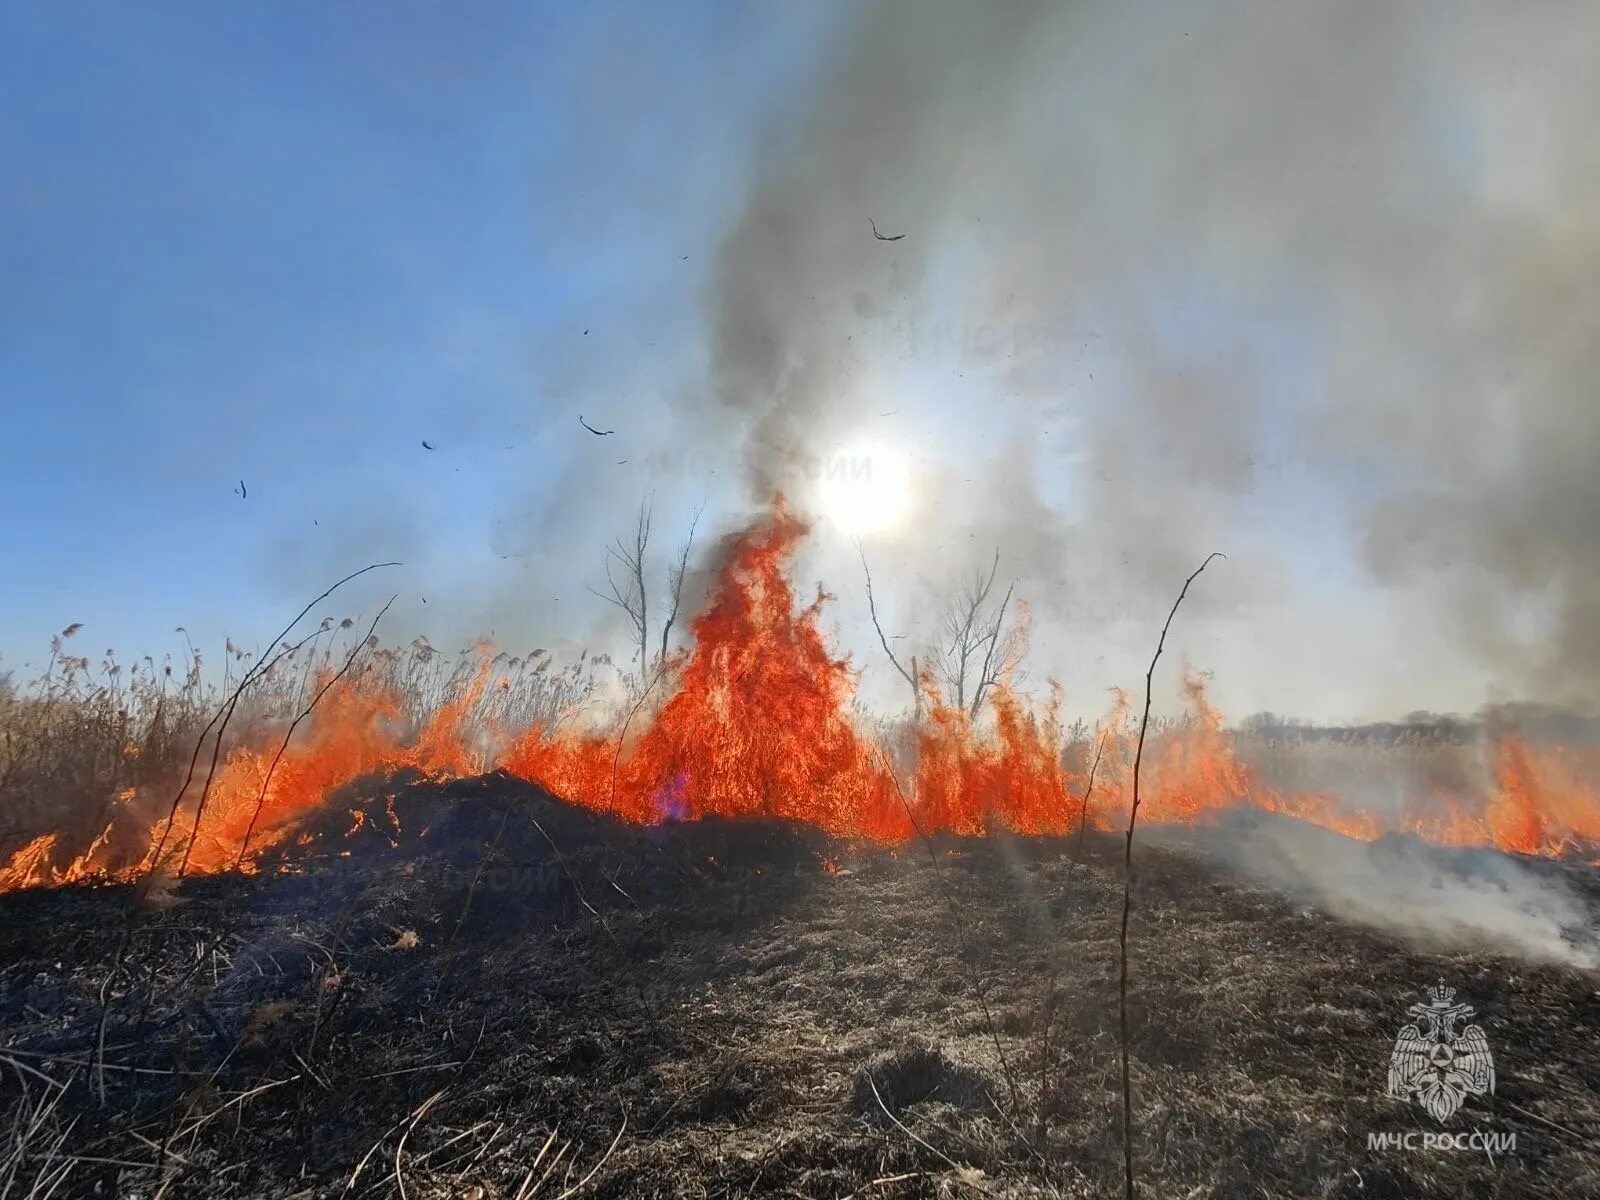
[589,497,702,693]
[937,550,1021,719]
[859,546,1022,721]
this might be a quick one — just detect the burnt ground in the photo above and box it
[1,773,1597,1199]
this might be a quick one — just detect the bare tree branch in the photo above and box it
[859,545,918,715]
[941,555,993,712]
[590,499,653,675]
[658,500,704,670]
[629,504,651,673]
[592,497,705,695]
[937,549,1018,718]
[969,578,1015,718]
[861,545,1019,722]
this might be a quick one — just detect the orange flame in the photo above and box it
[504,503,907,839]
[4,501,1599,893]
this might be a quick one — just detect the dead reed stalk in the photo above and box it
[95,564,398,1103]
[148,561,400,877]
[232,595,397,869]
[1118,551,1221,1200]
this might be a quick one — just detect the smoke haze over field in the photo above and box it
[4,1,1599,722]
[1158,813,1600,969]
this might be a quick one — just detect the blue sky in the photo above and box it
[0,2,841,670]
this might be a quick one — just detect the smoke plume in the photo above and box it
[1157,812,1600,969]
[689,0,1600,718]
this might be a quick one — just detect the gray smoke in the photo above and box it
[284,0,1600,723]
[1153,812,1600,969]
[707,3,1040,499]
[693,0,1600,717]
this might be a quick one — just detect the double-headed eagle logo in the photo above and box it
[1387,981,1495,1123]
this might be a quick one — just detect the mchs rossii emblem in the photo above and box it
[1387,981,1495,1123]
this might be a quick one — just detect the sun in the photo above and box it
[814,440,914,537]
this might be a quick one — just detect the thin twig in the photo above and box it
[512,1130,561,1200]
[859,545,917,703]
[528,816,616,945]
[234,596,397,868]
[93,930,130,1106]
[149,561,400,877]
[304,889,371,1061]
[347,1123,403,1194]
[657,500,703,669]
[0,1050,67,1090]
[609,662,669,817]
[169,1075,298,1144]
[1118,551,1222,1200]
[864,1074,984,1192]
[969,578,1014,719]
[393,1090,448,1200]
[529,1140,571,1196]
[554,1111,625,1198]
[1505,1100,1589,1143]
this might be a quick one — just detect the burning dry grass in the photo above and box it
[3,505,1600,895]
[1237,720,1600,857]
[0,780,1594,1198]
[3,505,1585,1197]
[0,627,602,890]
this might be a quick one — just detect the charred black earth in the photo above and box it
[1,773,1597,1198]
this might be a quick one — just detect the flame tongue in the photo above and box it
[509,502,907,839]
[4,500,1600,894]
[635,504,898,833]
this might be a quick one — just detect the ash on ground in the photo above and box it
[2,773,1596,1198]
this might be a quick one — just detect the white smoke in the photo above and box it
[1155,811,1600,969]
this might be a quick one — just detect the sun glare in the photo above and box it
[815,441,913,537]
